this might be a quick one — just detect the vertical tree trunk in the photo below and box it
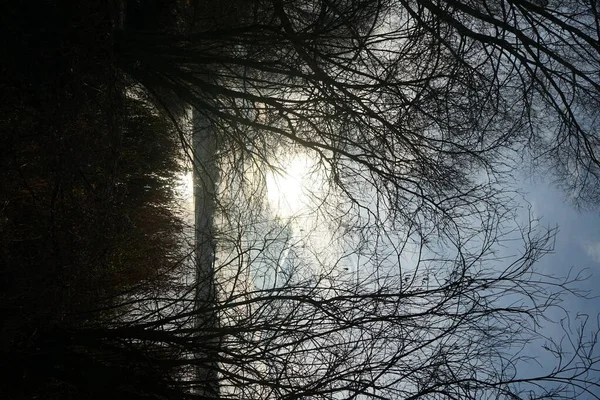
[193,110,220,398]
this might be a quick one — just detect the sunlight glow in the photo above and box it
[265,153,319,219]
[176,169,195,217]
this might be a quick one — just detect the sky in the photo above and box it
[260,147,600,297]
[523,174,600,306]
[513,173,600,393]
[262,158,600,393]
[186,137,600,395]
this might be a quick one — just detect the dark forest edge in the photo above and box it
[1,1,196,398]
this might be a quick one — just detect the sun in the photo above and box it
[265,153,317,218]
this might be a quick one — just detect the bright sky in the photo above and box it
[263,150,345,279]
[509,173,600,386]
[265,152,321,219]
[522,174,600,311]
[186,129,600,393]
[263,152,600,381]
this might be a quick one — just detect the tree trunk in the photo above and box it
[192,110,220,398]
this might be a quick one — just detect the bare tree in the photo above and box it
[101,0,600,398]
[55,197,599,399]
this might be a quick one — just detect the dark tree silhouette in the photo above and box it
[118,0,600,210]
[49,202,599,399]
[74,0,600,398]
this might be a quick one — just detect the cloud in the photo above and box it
[583,241,600,264]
